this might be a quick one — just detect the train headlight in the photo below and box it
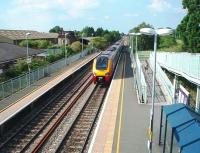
[105,72,110,76]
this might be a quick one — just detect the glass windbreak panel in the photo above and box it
[166,122,172,153]
[96,56,108,70]
[161,114,167,145]
[172,135,180,153]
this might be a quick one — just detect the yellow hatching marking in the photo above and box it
[116,54,126,153]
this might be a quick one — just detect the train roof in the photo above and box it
[99,50,118,59]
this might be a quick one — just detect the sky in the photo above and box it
[0,0,186,33]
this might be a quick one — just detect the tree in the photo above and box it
[49,26,64,33]
[159,35,177,49]
[103,31,121,43]
[177,0,200,53]
[91,37,108,50]
[129,22,154,51]
[96,27,104,36]
[19,40,52,49]
[81,26,95,37]
[103,33,114,43]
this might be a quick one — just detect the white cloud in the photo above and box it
[148,0,171,12]
[173,7,187,14]
[0,0,100,31]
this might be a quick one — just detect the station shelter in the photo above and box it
[159,103,200,153]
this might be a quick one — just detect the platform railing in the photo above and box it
[149,52,174,103]
[156,52,200,85]
[0,48,93,100]
[130,49,147,104]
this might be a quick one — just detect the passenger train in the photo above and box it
[92,41,123,84]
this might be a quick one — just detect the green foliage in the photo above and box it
[30,59,49,69]
[103,33,113,43]
[19,40,52,49]
[49,26,63,33]
[4,58,50,78]
[95,27,104,36]
[46,54,63,63]
[129,22,154,51]
[70,41,82,53]
[103,31,121,43]
[5,60,28,78]
[91,37,108,50]
[158,39,184,52]
[80,26,121,44]
[177,0,200,53]
[81,26,95,37]
[159,35,177,48]
[60,45,74,56]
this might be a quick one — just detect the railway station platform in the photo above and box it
[0,52,99,127]
[89,50,164,153]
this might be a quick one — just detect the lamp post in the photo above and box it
[65,33,68,65]
[81,33,84,57]
[140,28,173,153]
[26,32,31,86]
[92,33,94,49]
[129,32,141,53]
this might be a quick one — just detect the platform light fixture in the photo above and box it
[26,32,31,86]
[140,27,173,153]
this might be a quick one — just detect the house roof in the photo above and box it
[0,43,45,64]
[0,30,58,40]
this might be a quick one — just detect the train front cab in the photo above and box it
[93,56,112,84]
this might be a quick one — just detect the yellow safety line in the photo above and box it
[116,54,126,153]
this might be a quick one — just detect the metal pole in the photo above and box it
[149,33,157,153]
[196,86,200,113]
[26,35,30,86]
[135,35,138,53]
[92,33,94,49]
[65,33,67,65]
[131,36,133,53]
[82,34,83,57]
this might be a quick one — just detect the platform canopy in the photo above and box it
[163,103,200,153]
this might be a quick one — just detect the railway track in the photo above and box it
[56,85,107,153]
[0,66,93,153]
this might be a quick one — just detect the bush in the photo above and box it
[4,60,28,78]
[159,35,177,49]
[19,40,52,49]
[70,41,82,53]
[30,59,49,69]
[46,54,63,63]
[91,37,108,50]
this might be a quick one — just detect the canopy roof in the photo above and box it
[163,103,200,153]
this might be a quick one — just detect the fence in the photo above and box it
[0,49,91,100]
[43,48,63,55]
[130,49,147,103]
[157,52,200,85]
[149,52,174,103]
[137,51,151,60]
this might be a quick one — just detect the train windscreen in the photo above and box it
[96,56,108,70]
